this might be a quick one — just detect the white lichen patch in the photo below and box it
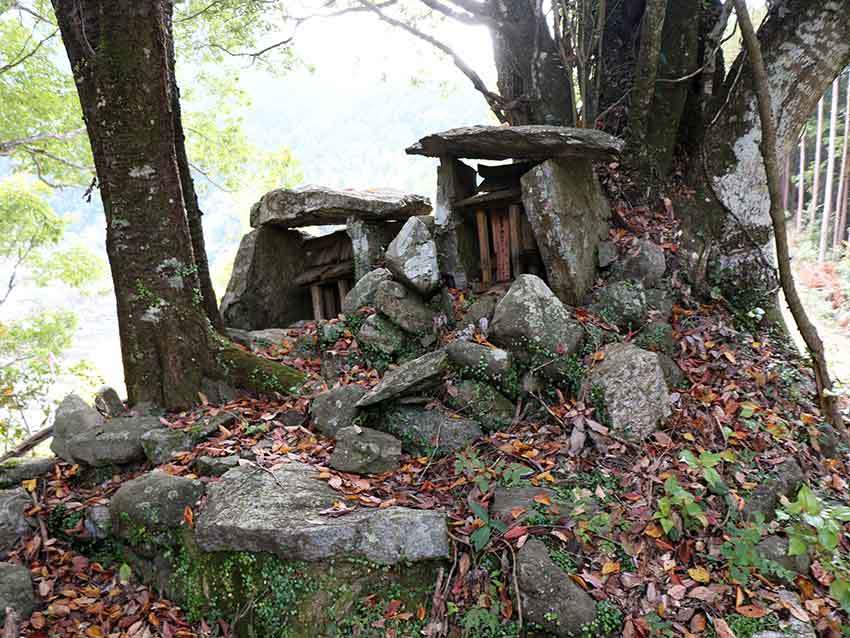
[129,165,156,179]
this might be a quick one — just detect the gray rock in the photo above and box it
[374,280,434,334]
[406,125,624,161]
[250,185,431,229]
[757,535,811,576]
[356,350,449,407]
[459,292,501,331]
[517,539,597,637]
[656,353,687,389]
[341,268,393,315]
[347,220,403,282]
[521,158,610,304]
[0,489,32,551]
[311,385,367,437]
[634,321,675,355]
[329,426,402,474]
[50,393,103,462]
[66,416,164,467]
[195,461,449,565]
[446,340,512,381]
[139,412,236,465]
[752,591,816,638]
[220,226,312,330]
[591,281,647,330]
[612,239,666,288]
[743,458,805,523]
[357,314,406,356]
[645,287,674,320]
[490,275,584,379]
[0,562,35,623]
[385,217,440,297]
[379,405,482,455]
[447,380,514,432]
[94,386,124,417]
[585,343,671,441]
[85,505,112,540]
[0,457,58,489]
[200,378,238,405]
[193,455,240,477]
[226,328,293,352]
[598,241,618,268]
[491,486,557,523]
[815,423,843,459]
[110,471,204,537]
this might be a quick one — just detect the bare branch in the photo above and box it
[0,128,86,155]
[188,161,235,193]
[207,36,294,61]
[0,29,58,76]
[417,0,487,25]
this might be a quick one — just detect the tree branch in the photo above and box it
[0,128,86,155]
[0,29,58,75]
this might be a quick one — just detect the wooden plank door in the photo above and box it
[490,208,511,282]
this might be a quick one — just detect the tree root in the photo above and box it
[215,343,308,396]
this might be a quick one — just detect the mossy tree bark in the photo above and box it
[51,0,305,410]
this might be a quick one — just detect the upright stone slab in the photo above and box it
[521,158,610,305]
[434,158,478,289]
[220,227,313,330]
[346,219,400,282]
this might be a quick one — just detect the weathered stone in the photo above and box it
[195,461,449,565]
[517,539,597,637]
[341,268,392,315]
[385,217,440,297]
[597,241,617,268]
[433,158,479,289]
[193,455,240,477]
[379,405,482,455]
[743,458,805,523]
[50,393,103,462]
[357,314,406,356]
[635,321,675,355]
[311,385,368,437]
[0,457,58,489]
[591,281,647,330]
[251,185,431,229]
[141,413,239,465]
[520,158,610,304]
[490,486,557,523]
[66,416,164,467]
[0,562,35,623]
[406,125,624,161]
[94,386,124,417]
[0,489,32,551]
[490,275,584,378]
[585,343,671,442]
[329,426,402,475]
[346,220,401,282]
[226,328,293,353]
[459,291,502,331]
[220,227,312,330]
[446,340,512,381]
[200,378,238,405]
[110,471,204,537]
[752,591,816,638]
[656,353,687,389]
[815,423,843,459]
[356,350,449,407]
[645,287,674,320]
[757,535,811,576]
[85,505,112,540]
[612,239,666,288]
[447,380,514,432]
[374,281,434,334]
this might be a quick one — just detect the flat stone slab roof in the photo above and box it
[250,185,432,229]
[406,125,624,161]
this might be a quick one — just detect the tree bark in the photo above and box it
[818,78,839,263]
[811,97,824,227]
[796,130,805,234]
[833,73,850,251]
[628,0,667,155]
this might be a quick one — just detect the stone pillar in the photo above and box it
[346,217,391,282]
[434,157,478,289]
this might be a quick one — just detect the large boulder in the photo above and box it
[311,385,367,437]
[110,471,204,538]
[195,461,449,565]
[50,393,103,462]
[379,405,482,455]
[0,489,32,551]
[612,239,666,288]
[0,457,58,489]
[490,275,584,378]
[357,314,406,356]
[374,280,434,334]
[445,340,512,381]
[517,539,597,636]
[356,350,449,407]
[220,226,312,330]
[341,268,392,315]
[590,281,647,330]
[0,563,35,623]
[584,343,671,441]
[328,426,402,474]
[385,217,440,297]
[66,416,165,467]
[520,158,610,305]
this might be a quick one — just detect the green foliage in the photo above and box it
[680,449,732,495]
[469,500,507,552]
[577,600,624,638]
[653,476,707,540]
[720,519,794,585]
[721,612,780,638]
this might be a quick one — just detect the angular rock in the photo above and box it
[226,328,293,353]
[459,292,501,331]
[445,340,512,381]
[141,413,238,465]
[635,321,675,355]
[521,158,610,304]
[110,471,204,537]
[374,280,434,334]
[251,185,431,229]
[341,268,392,315]
[491,486,557,523]
[220,226,313,330]
[591,281,647,330]
[347,220,402,282]
[645,287,674,320]
[447,380,514,432]
[517,539,597,636]
[357,350,449,407]
[66,416,165,467]
[743,458,805,523]
[406,125,624,161]
[311,385,367,437]
[490,275,584,378]
[85,505,112,540]
[195,461,449,565]
[0,563,35,623]
[50,393,103,462]
[757,535,811,576]
[329,426,402,475]
[379,405,482,455]
[612,239,666,288]
[585,343,671,441]
[193,455,240,477]
[385,217,440,296]
[597,241,617,269]
[94,386,124,417]
[656,353,687,389]
[0,457,58,489]
[0,489,32,551]
[357,314,406,356]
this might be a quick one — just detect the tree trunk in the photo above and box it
[796,130,805,234]
[833,73,850,251]
[818,78,839,263]
[811,97,824,227]
[628,0,667,156]
[51,0,304,410]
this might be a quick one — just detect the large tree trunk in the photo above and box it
[818,77,839,263]
[628,0,667,153]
